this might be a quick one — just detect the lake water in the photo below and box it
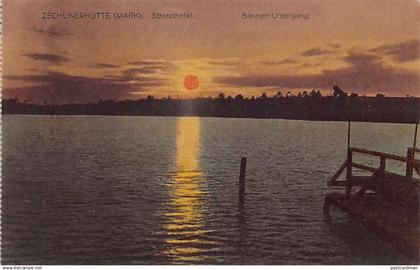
[1,115,418,264]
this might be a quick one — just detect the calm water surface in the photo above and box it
[2,115,418,264]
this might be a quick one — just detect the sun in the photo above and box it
[183,74,199,90]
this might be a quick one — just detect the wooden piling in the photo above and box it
[379,156,386,196]
[379,156,386,174]
[406,148,413,178]
[345,121,352,198]
[345,150,353,198]
[413,123,418,153]
[407,123,418,178]
[347,121,351,152]
[239,157,247,203]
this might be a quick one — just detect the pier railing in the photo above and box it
[328,147,420,197]
[324,146,420,253]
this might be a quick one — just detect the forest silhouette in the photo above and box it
[3,87,419,123]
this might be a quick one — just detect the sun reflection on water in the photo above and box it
[162,117,216,263]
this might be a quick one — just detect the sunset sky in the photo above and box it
[3,0,420,103]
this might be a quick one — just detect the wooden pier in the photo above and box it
[324,146,420,258]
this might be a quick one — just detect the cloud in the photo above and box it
[299,62,321,68]
[342,52,381,66]
[128,59,168,65]
[301,48,331,57]
[123,67,162,76]
[207,58,243,66]
[260,59,297,65]
[128,59,176,68]
[108,74,168,86]
[126,59,177,74]
[327,43,341,49]
[370,39,419,62]
[90,63,121,69]
[24,53,70,64]
[214,51,419,96]
[4,71,169,104]
[31,27,73,38]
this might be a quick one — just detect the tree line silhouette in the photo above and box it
[3,87,419,123]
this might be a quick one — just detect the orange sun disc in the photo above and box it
[184,74,199,90]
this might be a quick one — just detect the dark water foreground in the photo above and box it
[2,115,418,264]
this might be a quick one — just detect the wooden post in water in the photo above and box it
[347,121,351,153]
[345,150,353,198]
[407,123,418,178]
[239,157,247,203]
[406,148,413,178]
[379,155,386,195]
[345,121,352,198]
[379,156,386,174]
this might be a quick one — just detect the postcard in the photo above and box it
[1,0,419,266]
